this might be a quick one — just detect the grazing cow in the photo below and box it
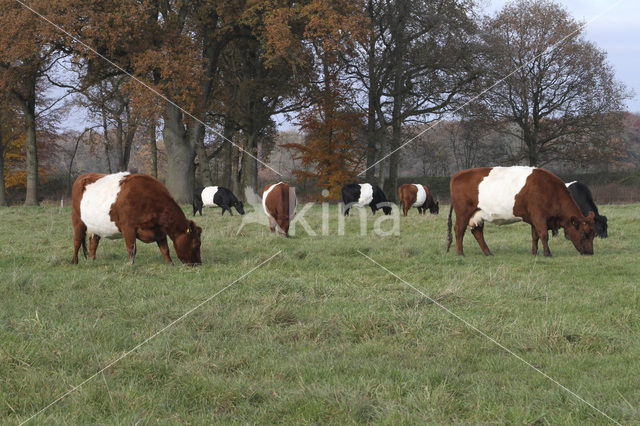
[565,181,608,238]
[341,183,392,216]
[446,166,595,257]
[71,172,202,265]
[398,183,439,216]
[263,182,296,236]
[193,186,245,216]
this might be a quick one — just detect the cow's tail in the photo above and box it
[446,204,454,253]
[81,233,88,259]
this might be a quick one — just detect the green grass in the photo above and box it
[1,203,639,424]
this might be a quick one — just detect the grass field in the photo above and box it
[1,203,639,424]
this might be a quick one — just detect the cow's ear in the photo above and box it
[187,221,196,236]
[570,216,580,228]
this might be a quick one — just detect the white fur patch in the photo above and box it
[412,184,427,207]
[201,186,219,207]
[262,182,282,219]
[80,172,129,239]
[566,181,576,188]
[469,166,535,228]
[354,183,373,207]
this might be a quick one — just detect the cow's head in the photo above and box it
[173,220,202,265]
[382,203,392,215]
[429,201,440,215]
[565,212,595,255]
[234,200,245,215]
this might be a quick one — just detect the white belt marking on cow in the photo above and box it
[262,182,282,219]
[469,166,535,228]
[412,184,427,207]
[354,183,373,208]
[565,181,577,188]
[201,186,219,207]
[80,172,129,239]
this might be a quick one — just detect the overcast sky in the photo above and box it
[485,0,640,112]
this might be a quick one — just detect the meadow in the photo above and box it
[1,202,639,424]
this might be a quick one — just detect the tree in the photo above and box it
[346,0,479,199]
[475,0,630,166]
[0,103,23,205]
[283,87,367,200]
[0,1,69,205]
[76,76,141,172]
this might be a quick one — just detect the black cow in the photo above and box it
[193,186,245,216]
[566,181,608,238]
[341,183,392,216]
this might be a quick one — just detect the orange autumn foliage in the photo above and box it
[283,78,367,200]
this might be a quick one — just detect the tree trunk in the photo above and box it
[194,123,213,186]
[147,119,157,178]
[385,113,402,202]
[101,110,113,173]
[220,117,234,189]
[22,87,38,206]
[163,103,194,203]
[121,105,136,172]
[377,134,387,189]
[116,119,125,171]
[365,13,378,183]
[231,145,242,197]
[241,131,258,195]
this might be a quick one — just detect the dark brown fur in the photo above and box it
[71,173,202,265]
[398,184,439,216]
[446,168,595,257]
[263,182,296,237]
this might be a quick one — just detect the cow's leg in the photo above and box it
[89,234,100,260]
[269,216,276,234]
[535,222,552,257]
[123,229,137,264]
[228,207,233,216]
[402,202,409,217]
[157,237,173,265]
[454,213,473,256]
[221,208,225,216]
[471,224,492,256]
[531,225,539,256]
[344,206,350,216]
[71,223,87,264]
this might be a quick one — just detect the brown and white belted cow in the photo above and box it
[446,166,595,257]
[71,172,202,265]
[398,183,439,216]
[262,182,296,236]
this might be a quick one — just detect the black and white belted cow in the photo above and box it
[341,183,392,216]
[193,186,244,216]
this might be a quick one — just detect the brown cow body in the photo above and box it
[398,183,439,216]
[446,167,595,257]
[262,182,296,236]
[71,172,202,265]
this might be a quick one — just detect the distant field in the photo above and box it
[1,203,639,424]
